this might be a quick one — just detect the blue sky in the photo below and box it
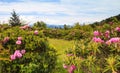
[0,0,120,25]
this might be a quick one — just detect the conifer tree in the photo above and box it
[9,10,21,26]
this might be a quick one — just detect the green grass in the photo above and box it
[48,38,74,60]
[48,38,74,73]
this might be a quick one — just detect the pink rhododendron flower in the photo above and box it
[63,64,68,69]
[34,30,39,35]
[93,31,100,36]
[16,40,22,45]
[16,52,22,58]
[109,22,113,25]
[67,54,74,57]
[10,54,16,60]
[14,50,20,55]
[68,65,76,73]
[21,49,26,54]
[14,50,22,58]
[20,25,29,30]
[115,27,120,32]
[18,37,22,41]
[104,30,110,38]
[110,37,120,43]
[3,37,10,43]
[105,37,120,45]
[92,37,104,43]
[105,40,111,45]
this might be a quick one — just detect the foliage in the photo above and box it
[0,26,57,73]
[33,21,47,29]
[63,25,120,73]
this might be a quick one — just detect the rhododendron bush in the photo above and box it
[0,26,57,73]
[64,25,120,73]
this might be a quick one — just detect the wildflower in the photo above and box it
[105,37,120,45]
[16,52,22,58]
[14,50,22,58]
[109,22,113,25]
[63,64,68,69]
[3,37,10,43]
[104,30,110,38]
[20,25,29,30]
[68,65,76,73]
[21,49,26,54]
[10,54,16,60]
[105,40,111,45]
[16,40,22,45]
[115,27,120,32]
[34,30,39,35]
[92,37,104,43]
[17,37,22,41]
[67,54,74,57]
[93,31,100,36]
[110,37,120,43]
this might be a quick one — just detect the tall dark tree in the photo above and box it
[9,10,21,26]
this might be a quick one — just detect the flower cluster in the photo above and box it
[10,49,26,61]
[34,30,39,35]
[115,27,120,32]
[104,30,110,38]
[16,37,22,45]
[93,31,100,36]
[20,25,29,30]
[106,37,120,45]
[92,37,104,43]
[93,29,120,45]
[3,37,10,44]
[63,64,76,73]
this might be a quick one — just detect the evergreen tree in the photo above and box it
[9,10,21,26]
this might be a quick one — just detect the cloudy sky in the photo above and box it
[0,0,120,25]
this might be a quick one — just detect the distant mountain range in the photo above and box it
[47,24,64,28]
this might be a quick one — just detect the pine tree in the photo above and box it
[9,10,21,26]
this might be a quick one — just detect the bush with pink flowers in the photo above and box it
[0,26,57,73]
[63,25,120,73]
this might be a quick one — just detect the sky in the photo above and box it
[0,0,120,25]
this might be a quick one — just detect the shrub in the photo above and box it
[0,26,57,73]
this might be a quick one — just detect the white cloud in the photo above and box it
[0,0,120,25]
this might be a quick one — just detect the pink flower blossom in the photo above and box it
[14,50,20,55]
[17,37,22,41]
[16,52,22,58]
[110,37,120,43]
[34,30,39,35]
[92,37,104,43]
[105,37,120,45]
[68,65,76,73]
[67,54,74,57]
[63,64,68,69]
[3,37,10,43]
[16,40,22,45]
[20,25,29,30]
[105,40,111,45]
[115,27,120,32]
[14,50,22,58]
[104,30,110,38]
[109,22,113,25]
[21,49,26,54]
[10,54,16,60]
[93,31,100,36]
